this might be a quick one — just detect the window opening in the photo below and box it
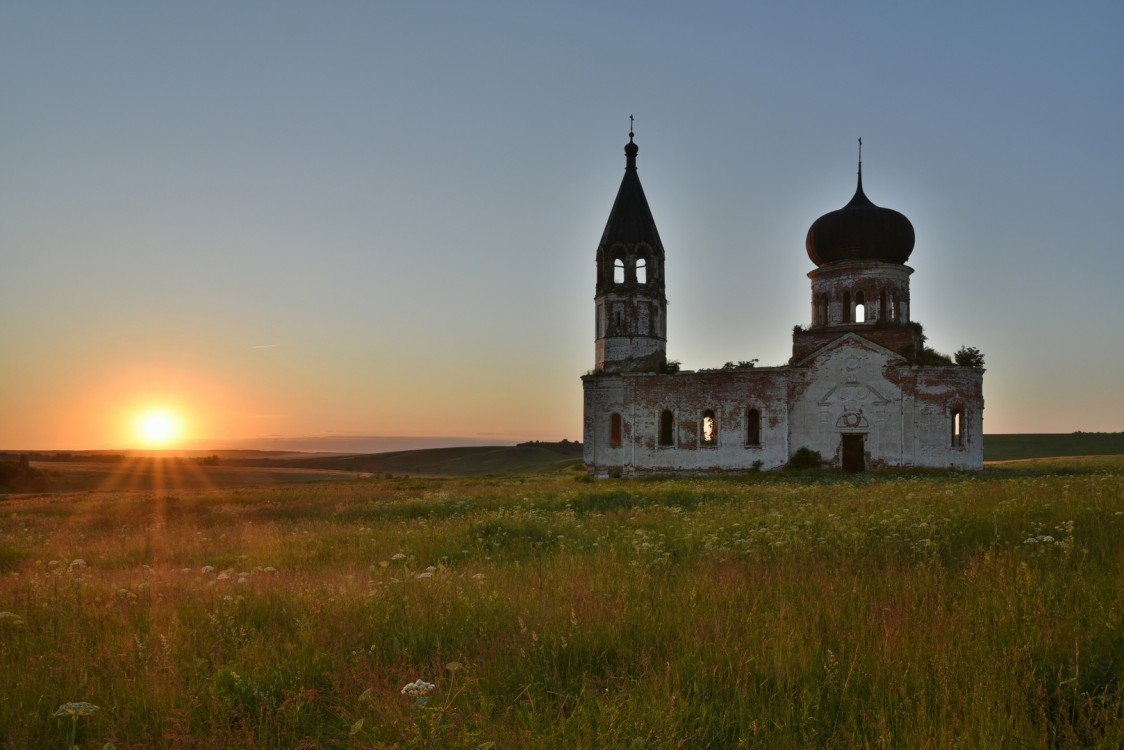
[818,294,829,326]
[746,408,761,446]
[701,410,717,446]
[610,413,622,447]
[879,289,887,321]
[613,258,625,284]
[659,410,675,447]
[636,258,647,284]
[951,407,963,448]
[855,291,866,323]
[842,291,851,323]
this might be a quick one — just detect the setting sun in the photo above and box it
[135,410,183,448]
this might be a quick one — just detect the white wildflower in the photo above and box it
[400,679,435,697]
[391,553,407,561]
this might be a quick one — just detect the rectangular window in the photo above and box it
[659,410,675,447]
[610,413,622,447]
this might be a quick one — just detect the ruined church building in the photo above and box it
[582,130,984,476]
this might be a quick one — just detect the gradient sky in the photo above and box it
[2,1,1122,450]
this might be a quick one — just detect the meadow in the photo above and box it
[1,458,1122,748]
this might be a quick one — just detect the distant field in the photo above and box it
[7,435,1123,494]
[1,456,1121,747]
[983,432,1124,461]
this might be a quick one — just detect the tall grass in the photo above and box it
[1,460,1122,747]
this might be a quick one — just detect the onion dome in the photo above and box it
[806,161,915,267]
[599,130,664,252]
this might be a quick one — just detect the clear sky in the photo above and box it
[2,1,1122,450]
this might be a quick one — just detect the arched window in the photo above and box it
[614,258,625,284]
[855,291,866,323]
[701,410,717,446]
[951,407,964,448]
[659,410,675,447]
[745,408,761,446]
[818,294,829,326]
[842,291,851,323]
[636,258,647,284]
[610,413,622,447]
[879,289,887,322]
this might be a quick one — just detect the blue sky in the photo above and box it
[2,1,1122,449]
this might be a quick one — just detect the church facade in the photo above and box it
[581,132,984,477]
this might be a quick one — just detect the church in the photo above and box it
[581,130,984,476]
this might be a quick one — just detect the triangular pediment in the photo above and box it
[792,332,909,369]
[818,381,891,406]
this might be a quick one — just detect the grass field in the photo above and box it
[1,458,1122,748]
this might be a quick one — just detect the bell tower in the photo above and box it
[593,123,668,374]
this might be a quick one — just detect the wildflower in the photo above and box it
[201,565,215,574]
[0,611,24,626]
[417,571,433,579]
[401,679,435,697]
[391,553,407,561]
[1024,537,1038,544]
[263,566,277,574]
[217,572,230,581]
[68,559,87,570]
[54,701,98,717]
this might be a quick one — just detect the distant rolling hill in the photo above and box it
[237,441,586,477]
[983,433,1124,462]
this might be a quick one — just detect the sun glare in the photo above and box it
[135,410,182,447]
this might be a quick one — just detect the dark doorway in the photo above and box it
[841,434,865,472]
